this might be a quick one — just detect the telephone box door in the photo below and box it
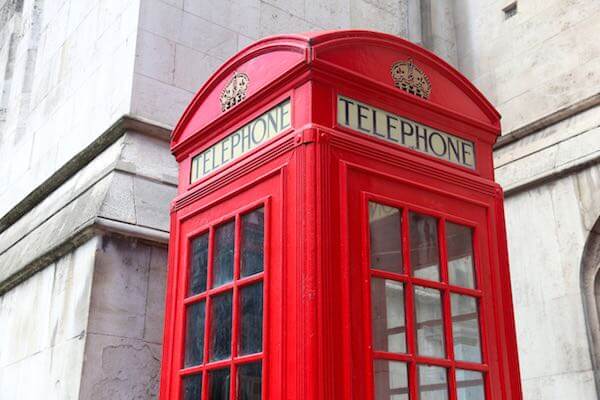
[172,172,283,400]
[346,166,507,400]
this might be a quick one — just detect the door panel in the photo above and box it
[173,172,283,400]
[345,166,496,400]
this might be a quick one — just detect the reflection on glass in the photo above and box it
[418,365,448,400]
[189,233,209,296]
[410,213,440,281]
[373,360,409,400]
[210,291,232,361]
[213,221,235,288]
[446,222,476,288]
[238,362,262,400]
[241,208,265,278]
[456,369,485,400]
[414,286,445,358]
[184,301,205,367]
[451,294,482,363]
[239,282,263,355]
[182,373,202,400]
[369,202,403,273]
[209,368,230,400]
[371,278,406,353]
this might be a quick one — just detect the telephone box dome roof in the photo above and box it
[171,30,500,152]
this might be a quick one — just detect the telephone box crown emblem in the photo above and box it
[391,59,431,99]
[220,72,249,112]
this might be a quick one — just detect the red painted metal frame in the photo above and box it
[358,187,490,400]
[162,30,523,400]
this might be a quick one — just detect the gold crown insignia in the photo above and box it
[390,59,431,99]
[220,72,249,112]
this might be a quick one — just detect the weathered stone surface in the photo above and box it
[79,333,162,400]
[0,238,96,400]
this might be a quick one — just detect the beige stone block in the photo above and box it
[514,293,592,380]
[178,12,239,61]
[0,265,54,366]
[349,0,406,36]
[133,176,175,231]
[554,126,600,168]
[48,239,96,346]
[183,0,260,39]
[131,73,194,127]
[79,333,162,399]
[144,246,168,344]
[173,44,222,93]
[140,0,184,42]
[136,29,175,84]
[99,172,137,225]
[305,0,349,29]
[258,3,319,37]
[88,236,152,339]
[261,0,305,19]
[521,369,596,400]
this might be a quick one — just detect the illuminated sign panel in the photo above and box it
[337,95,476,169]
[191,99,291,183]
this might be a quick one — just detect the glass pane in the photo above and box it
[456,369,485,400]
[446,223,476,289]
[184,301,205,367]
[189,233,209,296]
[373,360,409,400]
[414,286,445,358]
[182,373,202,400]
[239,282,264,355]
[209,368,230,400]
[210,291,232,361]
[409,213,440,281]
[451,294,482,363]
[418,365,448,400]
[213,221,235,288]
[241,208,265,278]
[238,362,262,400]
[371,278,406,353]
[369,202,403,273]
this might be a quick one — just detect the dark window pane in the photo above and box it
[189,233,209,296]
[414,286,445,358]
[239,282,264,355]
[418,365,448,400]
[369,202,403,273]
[182,373,202,400]
[446,222,476,289]
[209,368,230,400]
[210,291,232,361]
[238,362,262,400]
[451,294,482,363]
[409,213,440,281]
[371,278,406,353]
[373,360,409,400]
[184,301,205,367]
[456,369,485,400]
[213,221,235,288]
[241,208,265,278]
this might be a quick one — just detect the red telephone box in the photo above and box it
[161,30,523,400]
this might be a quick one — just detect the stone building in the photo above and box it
[0,0,598,399]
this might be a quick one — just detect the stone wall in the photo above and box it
[0,238,97,399]
[0,0,139,217]
[453,0,600,134]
